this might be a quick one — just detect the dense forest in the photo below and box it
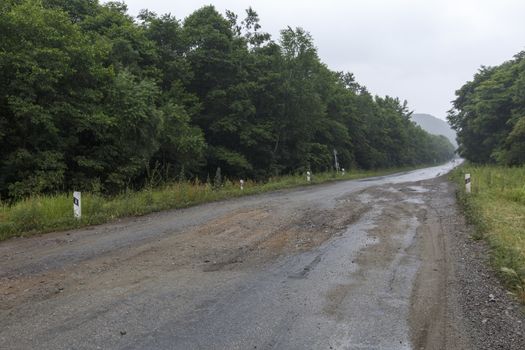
[0,0,455,199]
[448,51,525,165]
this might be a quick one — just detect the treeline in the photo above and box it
[448,51,525,165]
[0,0,455,199]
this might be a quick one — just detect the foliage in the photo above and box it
[448,52,525,165]
[0,1,455,200]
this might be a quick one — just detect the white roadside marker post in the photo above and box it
[342,168,345,176]
[73,191,81,219]
[306,171,311,183]
[333,148,339,173]
[465,173,471,193]
[240,179,244,191]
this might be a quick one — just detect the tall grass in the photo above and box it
[450,165,525,302]
[0,164,428,241]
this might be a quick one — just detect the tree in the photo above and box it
[448,52,525,165]
[0,0,109,197]
[0,2,455,199]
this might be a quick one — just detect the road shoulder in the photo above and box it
[410,178,525,349]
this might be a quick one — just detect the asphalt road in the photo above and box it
[1,160,523,349]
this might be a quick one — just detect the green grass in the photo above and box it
[0,164,430,241]
[450,164,525,302]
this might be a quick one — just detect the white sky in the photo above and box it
[114,0,525,120]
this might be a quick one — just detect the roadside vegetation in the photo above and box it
[451,165,525,302]
[449,47,525,302]
[448,51,524,166]
[0,165,427,241]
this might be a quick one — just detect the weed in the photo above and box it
[0,163,437,241]
[450,164,525,302]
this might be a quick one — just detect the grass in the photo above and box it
[0,164,431,241]
[450,164,525,302]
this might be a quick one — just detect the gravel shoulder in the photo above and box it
[445,187,525,349]
[410,178,525,350]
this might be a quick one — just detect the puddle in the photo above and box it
[384,186,400,193]
[403,197,424,204]
[406,186,429,193]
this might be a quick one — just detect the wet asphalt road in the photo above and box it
[1,161,461,350]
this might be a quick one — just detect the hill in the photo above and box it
[412,113,457,148]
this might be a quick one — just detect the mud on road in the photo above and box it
[1,163,524,349]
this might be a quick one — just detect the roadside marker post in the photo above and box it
[306,171,311,182]
[342,168,345,176]
[465,174,471,193]
[240,179,244,191]
[73,191,81,219]
[333,149,339,173]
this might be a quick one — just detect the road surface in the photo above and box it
[1,161,524,349]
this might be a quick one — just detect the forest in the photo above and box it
[0,0,455,200]
[448,51,525,165]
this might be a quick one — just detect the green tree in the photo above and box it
[0,0,109,197]
[449,52,525,165]
[0,2,455,199]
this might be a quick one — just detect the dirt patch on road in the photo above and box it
[258,206,368,255]
[0,196,368,311]
[409,180,471,350]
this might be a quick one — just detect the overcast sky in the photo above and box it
[115,0,525,120]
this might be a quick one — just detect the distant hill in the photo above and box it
[412,113,457,148]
